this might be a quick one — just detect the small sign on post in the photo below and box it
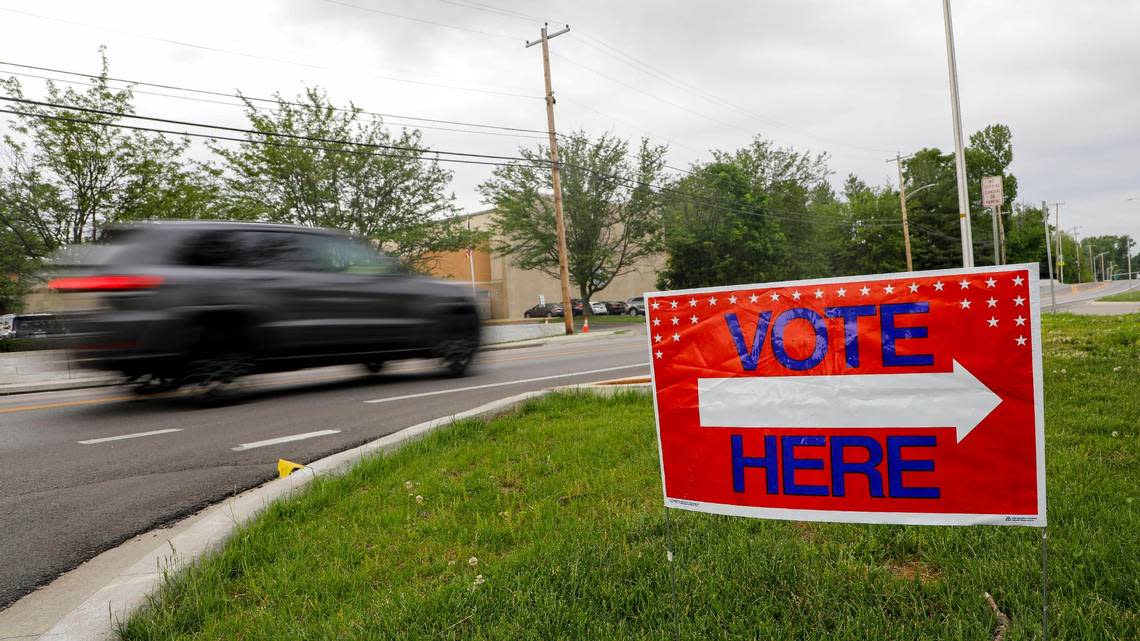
[646,265,1045,527]
[982,176,1004,209]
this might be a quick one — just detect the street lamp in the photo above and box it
[942,0,974,268]
[905,183,937,202]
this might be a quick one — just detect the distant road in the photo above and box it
[0,327,650,609]
[1041,279,1138,311]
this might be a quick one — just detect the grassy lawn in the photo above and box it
[1098,288,1140,302]
[120,315,1139,640]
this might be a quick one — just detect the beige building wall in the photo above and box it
[429,209,663,319]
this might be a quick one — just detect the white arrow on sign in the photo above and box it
[697,360,1002,443]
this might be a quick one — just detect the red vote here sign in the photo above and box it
[647,265,1046,527]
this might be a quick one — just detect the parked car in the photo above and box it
[603,300,627,315]
[588,301,608,315]
[626,296,646,316]
[45,221,481,401]
[0,313,66,350]
[523,303,563,318]
[568,299,585,316]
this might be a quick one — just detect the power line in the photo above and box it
[0,69,551,142]
[0,60,549,135]
[0,107,515,169]
[321,0,516,40]
[0,95,908,231]
[0,95,540,164]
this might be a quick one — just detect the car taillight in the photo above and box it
[48,275,164,292]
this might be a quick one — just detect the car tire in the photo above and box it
[438,310,480,377]
[628,308,638,316]
[524,312,532,318]
[179,326,253,406]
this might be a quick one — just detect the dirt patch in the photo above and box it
[886,559,940,583]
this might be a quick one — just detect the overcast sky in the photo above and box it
[1,0,1137,246]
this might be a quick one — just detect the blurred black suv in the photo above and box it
[47,222,481,398]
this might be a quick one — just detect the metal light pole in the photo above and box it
[942,0,974,268]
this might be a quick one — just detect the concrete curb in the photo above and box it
[0,377,120,396]
[29,379,649,640]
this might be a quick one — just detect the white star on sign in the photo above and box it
[884,284,895,294]
[836,287,847,297]
[689,298,698,307]
[1013,275,1025,286]
[791,290,802,300]
[690,315,699,324]
[670,300,679,309]
[1014,315,1026,326]
[859,286,871,296]
[933,281,945,291]
[813,289,824,299]
[960,299,972,309]
[986,297,998,308]
[728,295,738,304]
[770,292,780,302]
[671,316,680,325]
[985,277,997,288]
[1016,335,1028,346]
[652,318,660,326]
[655,350,663,359]
[672,332,680,342]
[651,301,660,310]
[708,296,718,305]
[749,293,759,303]
[1013,295,1025,306]
[908,282,919,293]
[959,279,971,289]
[654,334,662,343]
[987,317,999,327]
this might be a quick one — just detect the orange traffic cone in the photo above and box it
[582,317,590,333]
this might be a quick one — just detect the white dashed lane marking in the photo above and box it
[231,429,342,452]
[78,428,183,445]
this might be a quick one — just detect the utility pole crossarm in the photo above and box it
[525,24,569,48]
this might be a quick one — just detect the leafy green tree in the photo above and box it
[215,88,473,271]
[481,131,666,305]
[657,136,835,288]
[0,50,211,254]
[837,176,906,276]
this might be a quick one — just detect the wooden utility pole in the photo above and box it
[526,23,574,335]
[891,153,915,271]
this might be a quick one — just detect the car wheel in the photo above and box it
[628,308,638,316]
[524,311,532,318]
[179,329,253,406]
[439,311,480,377]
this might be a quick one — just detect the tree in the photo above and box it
[836,176,907,276]
[657,136,834,289]
[481,131,667,306]
[214,88,474,271]
[0,49,211,256]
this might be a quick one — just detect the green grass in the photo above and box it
[1097,288,1140,302]
[120,315,1139,641]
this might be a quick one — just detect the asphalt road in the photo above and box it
[0,326,650,608]
[1041,279,1138,311]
